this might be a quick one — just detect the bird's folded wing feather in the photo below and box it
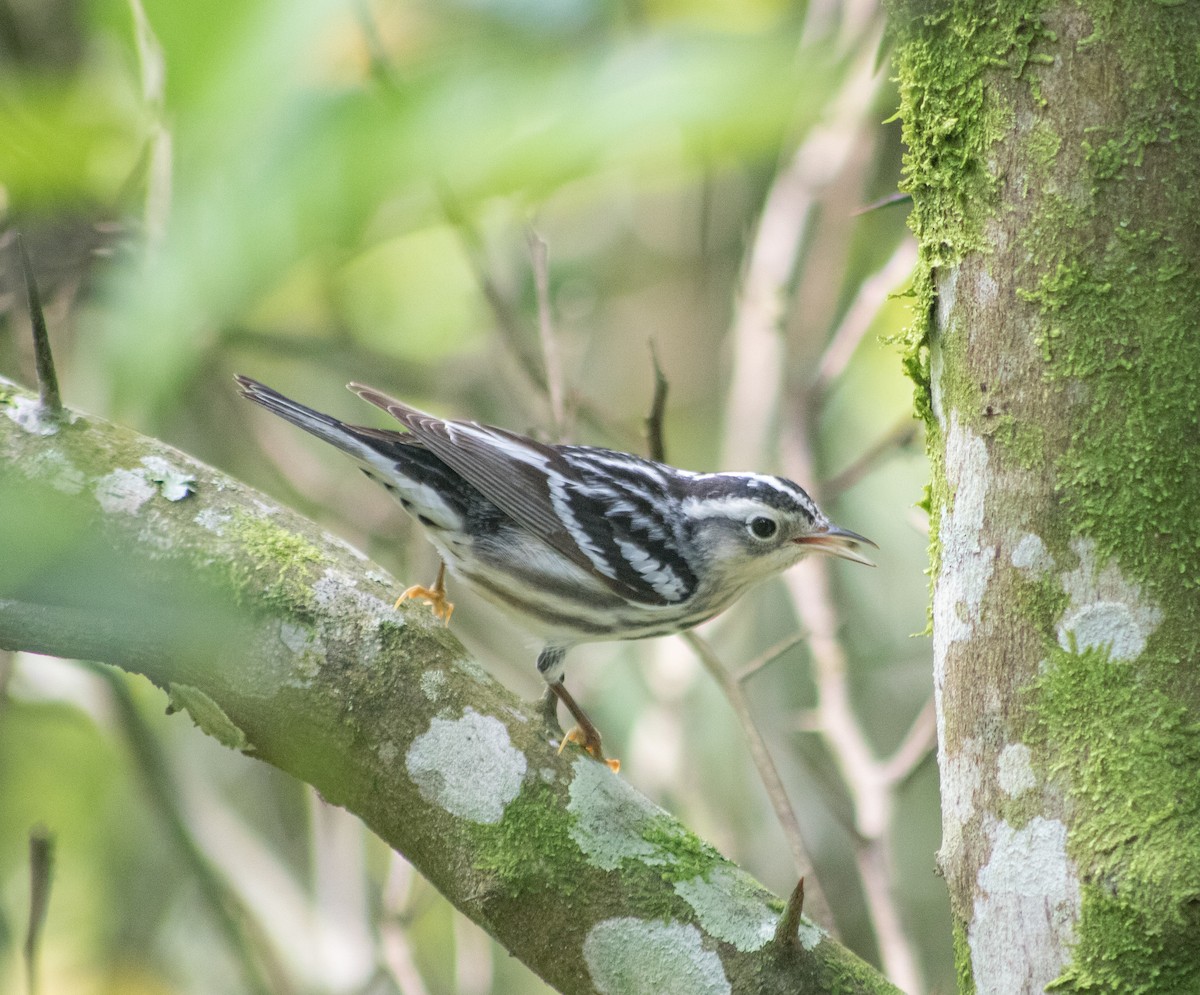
[349,384,691,606]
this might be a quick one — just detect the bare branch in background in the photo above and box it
[882,697,937,789]
[451,210,628,447]
[824,416,919,501]
[721,25,887,471]
[444,198,546,391]
[734,631,807,683]
[785,374,927,992]
[683,632,833,929]
[813,239,918,396]
[719,10,928,991]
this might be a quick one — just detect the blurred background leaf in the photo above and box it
[0,0,942,992]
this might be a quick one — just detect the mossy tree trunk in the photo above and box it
[890,2,1200,992]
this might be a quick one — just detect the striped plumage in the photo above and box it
[236,375,875,764]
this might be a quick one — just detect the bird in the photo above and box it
[235,375,875,769]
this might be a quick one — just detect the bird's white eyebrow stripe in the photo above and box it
[682,495,785,521]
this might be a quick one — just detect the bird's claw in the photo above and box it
[557,726,620,772]
[395,566,454,625]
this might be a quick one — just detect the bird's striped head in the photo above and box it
[680,472,875,593]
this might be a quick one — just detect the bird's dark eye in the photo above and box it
[748,516,778,540]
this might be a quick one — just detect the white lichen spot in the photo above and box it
[280,621,321,655]
[22,449,86,493]
[142,455,196,501]
[933,415,995,655]
[94,467,157,514]
[969,817,1080,995]
[404,709,525,824]
[932,414,996,744]
[583,919,730,995]
[377,740,398,765]
[194,507,231,533]
[311,571,392,670]
[5,394,66,435]
[996,743,1037,798]
[567,758,666,870]
[796,919,824,950]
[1056,538,1162,661]
[673,866,776,953]
[938,736,983,870]
[279,621,326,687]
[930,341,946,429]
[1011,533,1053,576]
[420,669,448,702]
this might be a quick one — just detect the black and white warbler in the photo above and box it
[236,376,875,767]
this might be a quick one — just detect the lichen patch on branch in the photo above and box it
[968,816,1081,995]
[583,918,730,995]
[673,865,784,953]
[94,467,158,515]
[404,708,526,824]
[1056,538,1162,662]
[934,415,994,648]
[567,758,666,870]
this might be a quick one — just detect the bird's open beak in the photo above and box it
[794,524,878,566]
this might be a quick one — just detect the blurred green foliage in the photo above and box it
[0,0,943,992]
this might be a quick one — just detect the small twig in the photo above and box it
[526,228,567,438]
[644,341,669,462]
[881,697,937,789]
[683,632,833,928]
[812,239,918,396]
[24,826,54,995]
[850,191,912,217]
[445,204,631,445]
[16,236,63,417]
[734,631,807,683]
[823,417,919,500]
[772,876,805,948]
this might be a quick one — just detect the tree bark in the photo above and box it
[0,376,900,995]
[890,2,1200,992]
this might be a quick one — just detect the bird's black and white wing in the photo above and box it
[350,384,698,606]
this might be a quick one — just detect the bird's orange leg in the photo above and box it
[550,680,619,772]
[395,561,454,625]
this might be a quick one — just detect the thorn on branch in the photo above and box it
[644,341,668,462]
[16,235,63,418]
[773,876,806,948]
[25,824,55,995]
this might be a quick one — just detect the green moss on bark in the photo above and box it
[889,0,1054,422]
[893,1,1200,991]
[1031,645,1200,993]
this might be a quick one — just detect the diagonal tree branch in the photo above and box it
[0,376,898,995]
